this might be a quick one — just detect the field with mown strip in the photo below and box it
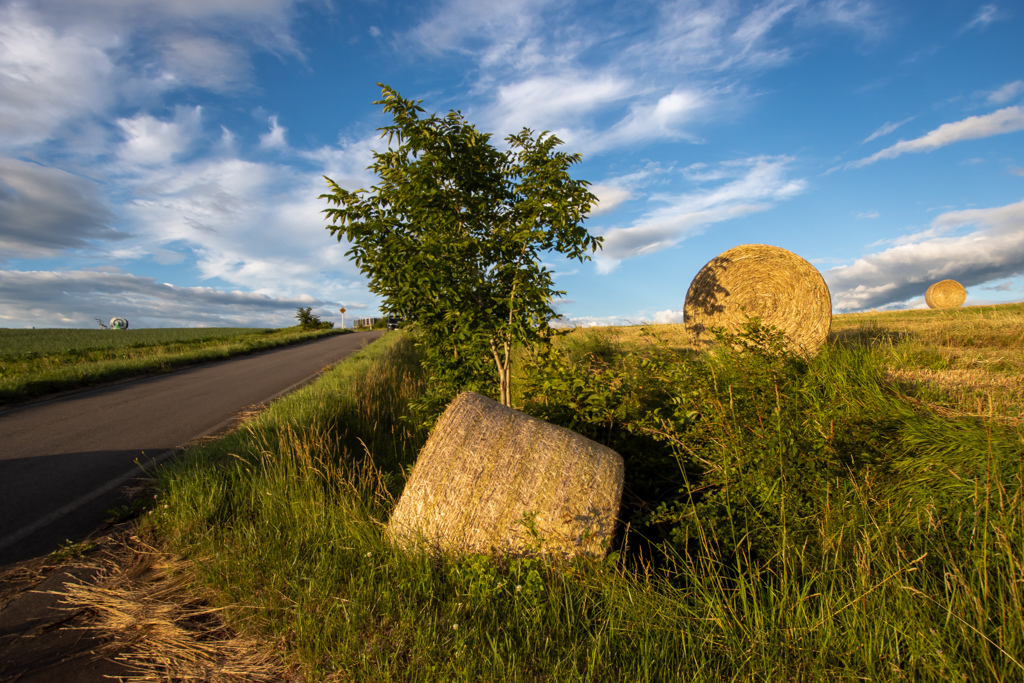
[0,326,344,406]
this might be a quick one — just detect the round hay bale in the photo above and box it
[683,244,832,355]
[388,392,624,559]
[925,279,966,309]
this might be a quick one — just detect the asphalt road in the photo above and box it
[0,330,384,564]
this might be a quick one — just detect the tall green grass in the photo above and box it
[0,326,343,405]
[146,327,1024,681]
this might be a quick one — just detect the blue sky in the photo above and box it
[1,0,1022,328]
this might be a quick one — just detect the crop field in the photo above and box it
[0,326,342,405]
[0,327,266,358]
[123,302,1024,682]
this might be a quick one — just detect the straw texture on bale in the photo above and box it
[925,279,966,309]
[684,243,832,355]
[388,391,625,559]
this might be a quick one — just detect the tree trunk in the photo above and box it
[491,339,512,407]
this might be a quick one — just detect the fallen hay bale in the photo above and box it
[683,243,832,355]
[388,392,624,559]
[925,279,966,309]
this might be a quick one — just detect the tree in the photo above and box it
[321,85,601,407]
[295,306,333,330]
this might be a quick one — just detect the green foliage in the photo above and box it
[521,319,1023,569]
[295,306,334,330]
[321,84,600,411]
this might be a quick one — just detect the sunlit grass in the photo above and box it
[144,315,1024,681]
[831,303,1024,421]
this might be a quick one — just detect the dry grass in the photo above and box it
[831,302,1024,422]
[561,323,692,351]
[56,538,293,683]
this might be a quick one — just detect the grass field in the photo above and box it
[0,326,345,406]
[123,302,1024,681]
[0,327,266,357]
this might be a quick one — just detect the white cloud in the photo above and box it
[0,0,311,149]
[629,0,792,73]
[116,107,203,166]
[627,0,881,75]
[107,134,378,308]
[590,89,709,152]
[595,156,807,273]
[560,309,688,327]
[848,106,1024,168]
[259,115,288,149]
[960,4,999,33]
[652,308,686,324]
[24,0,308,50]
[160,35,253,93]
[485,73,632,138]
[0,268,326,328]
[0,158,123,258]
[406,0,885,161]
[589,185,633,216]
[558,315,634,328]
[987,80,1024,106]
[409,0,550,57]
[799,0,886,39]
[863,117,913,143]
[588,163,674,216]
[0,4,117,147]
[826,198,1024,311]
[857,211,879,219]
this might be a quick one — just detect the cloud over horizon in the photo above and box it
[825,198,1024,311]
[0,268,334,328]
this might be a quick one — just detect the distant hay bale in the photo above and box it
[683,244,832,355]
[388,392,624,559]
[925,279,966,309]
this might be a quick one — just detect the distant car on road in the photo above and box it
[387,315,403,331]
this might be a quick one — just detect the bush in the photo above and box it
[520,320,1023,572]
